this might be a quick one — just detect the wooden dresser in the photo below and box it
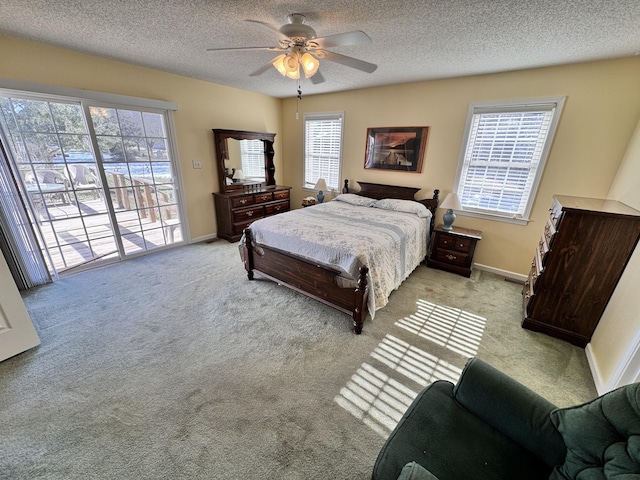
[522,195,640,347]
[213,185,291,242]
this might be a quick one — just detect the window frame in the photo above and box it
[303,111,344,192]
[453,96,566,225]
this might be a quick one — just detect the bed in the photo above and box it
[240,181,440,334]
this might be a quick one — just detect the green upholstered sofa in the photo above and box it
[371,357,640,480]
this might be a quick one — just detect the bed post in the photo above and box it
[353,265,369,334]
[243,227,255,280]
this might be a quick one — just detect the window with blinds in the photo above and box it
[454,97,565,223]
[303,112,344,191]
[240,139,264,179]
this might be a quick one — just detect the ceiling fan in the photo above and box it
[206,13,377,84]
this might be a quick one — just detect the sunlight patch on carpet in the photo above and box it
[334,362,417,437]
[371,334,461,386]
[334,335,463,437]
[395,299,486,356]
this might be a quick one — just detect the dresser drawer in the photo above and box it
[437,234,473,253]
[254,192,273,204]
[231,195,254,208]
[265,200,289,216]
[232,220,254,236]
[233,205,264,223]
[273,189,290,201]
[432,249,469,267]
[549,199,564,228]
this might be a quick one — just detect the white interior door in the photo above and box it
[0,254,40,362]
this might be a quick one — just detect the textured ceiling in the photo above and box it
[1,0,639,99]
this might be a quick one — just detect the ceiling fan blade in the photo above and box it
[310,70,325,84]
[206,46,284,52]
[311,30,372,49]
[249,60,278,77]
[316,50,377,73]
[245,19,291,43]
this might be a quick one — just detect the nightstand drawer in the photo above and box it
[432,249,469,267]
[265,200,289,216]
[437,234,473,253]
[233,206,264,223]
[231,195,254,208]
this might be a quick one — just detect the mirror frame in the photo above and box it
[213,128,276,193]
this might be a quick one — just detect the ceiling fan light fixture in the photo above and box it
[300,52,319,78]
[272,54,288,76]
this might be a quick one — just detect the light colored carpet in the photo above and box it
[0,240,596,479]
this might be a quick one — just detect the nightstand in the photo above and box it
[427,224,482,277]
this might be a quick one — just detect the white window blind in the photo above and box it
[455,98,565,222]
[303,112,343,190]
[240,139,264,179]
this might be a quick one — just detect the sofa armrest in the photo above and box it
[453,357,566,467]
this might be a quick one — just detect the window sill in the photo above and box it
[455,210,530,226]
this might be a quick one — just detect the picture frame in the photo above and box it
[364,126,429,173]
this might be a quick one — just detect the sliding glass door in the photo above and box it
[0,94,184,276]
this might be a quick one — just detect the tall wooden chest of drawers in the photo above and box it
[522,195,640,347]
[213,185,291,242]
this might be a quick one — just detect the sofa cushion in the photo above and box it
[454,357,565,467]
[549,383,640,479]
[371,380,554,480]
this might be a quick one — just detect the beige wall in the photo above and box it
[0,35,282,241]
[281,57,640,274]
[589,118,640,391]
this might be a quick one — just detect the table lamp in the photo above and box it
[232,169,245,182]
[314,178,328,203]
[440,192,461,231]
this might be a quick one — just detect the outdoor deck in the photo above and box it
[33,190,182,274]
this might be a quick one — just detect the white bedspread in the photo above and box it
[242,200,430,319]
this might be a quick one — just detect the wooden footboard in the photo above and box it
[242,228,369,334]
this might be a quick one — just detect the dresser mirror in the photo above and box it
[213,129,276,193]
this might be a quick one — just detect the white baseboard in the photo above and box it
[585,343,607,395]
[474,263,527,283]
[190,233,218,243]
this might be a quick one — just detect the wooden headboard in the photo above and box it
[342,179,440,230]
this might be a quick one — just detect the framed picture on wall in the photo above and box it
[364,126,429,172]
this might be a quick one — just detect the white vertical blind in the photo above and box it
[456,98,564,221]
[303,112,344,190]
[0,140,51,289]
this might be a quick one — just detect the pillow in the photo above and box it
[333,193,377,207]
[548,382,640,480]
[397,462,440,480]
[373,198,431,218]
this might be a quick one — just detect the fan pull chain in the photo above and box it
[296,83,302,120]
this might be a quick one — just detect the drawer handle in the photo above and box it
[246,210,254,217]
[260,195,268,201]
[275,206,281,211]
[240,199,247,204]
[445,254,457,260]
[458,243,464,248]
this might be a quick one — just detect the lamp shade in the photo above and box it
[440,192,461,211]
[314,178,328,192]
[272,54,287,76]
[300,52,319,78]
[232,169,245,180]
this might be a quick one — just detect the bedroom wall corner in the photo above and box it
[588,116,640,393]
